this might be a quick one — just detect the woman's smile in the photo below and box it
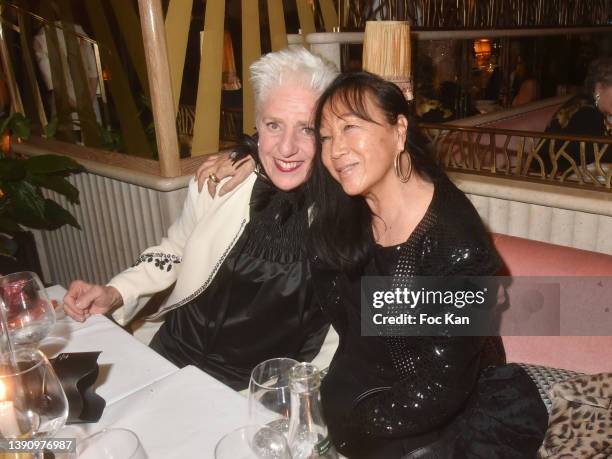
[274,158,305,172]
[334,161,360,178]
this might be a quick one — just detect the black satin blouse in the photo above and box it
[317,175,547,458]
[150,178,329,390]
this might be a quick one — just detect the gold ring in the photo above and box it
[209,173,220,184]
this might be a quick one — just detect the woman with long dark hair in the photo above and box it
[308,72,547,458]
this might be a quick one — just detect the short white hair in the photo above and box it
[250,47,339,115]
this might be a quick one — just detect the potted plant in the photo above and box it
[0,113,83,275]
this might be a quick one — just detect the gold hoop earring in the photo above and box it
[394,150,413,183]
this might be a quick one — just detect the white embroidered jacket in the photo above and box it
[108,173,258,327]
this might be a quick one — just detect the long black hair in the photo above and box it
[307,71,441,272]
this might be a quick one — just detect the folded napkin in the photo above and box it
[52,352,106,424]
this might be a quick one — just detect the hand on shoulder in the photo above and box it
[195,152,255,197]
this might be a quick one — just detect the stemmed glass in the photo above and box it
[215,425,291,459]
[0,347,68,457]
[0,272,56,347]
[248,358,298,434]
[77,428,149,459]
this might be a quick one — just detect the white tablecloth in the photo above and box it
[42,286,178,405]
[65,366,248,458]
[45,286,248,458]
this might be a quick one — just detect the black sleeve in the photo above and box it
[563,106,605,137]
[231,133,259,164]
[543,104,607,173]
[345,335,483,437]
[296,321,331,363]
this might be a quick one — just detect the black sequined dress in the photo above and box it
[150,178,329,390]
[317,176,548,458]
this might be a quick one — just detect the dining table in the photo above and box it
[42,285,249,458]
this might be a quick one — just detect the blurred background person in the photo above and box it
[511,56,539,106]
[542,57,612,175]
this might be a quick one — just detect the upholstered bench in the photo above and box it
[492,233,612,375]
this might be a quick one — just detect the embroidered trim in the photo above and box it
[134,252,182,272]
[146,218,248,320]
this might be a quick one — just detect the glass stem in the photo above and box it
[0,299,18,370]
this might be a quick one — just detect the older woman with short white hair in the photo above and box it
[63,48,338,390]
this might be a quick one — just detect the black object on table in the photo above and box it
[51,351,106,424]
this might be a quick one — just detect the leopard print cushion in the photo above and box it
[537,372,612,458]
[518,363,583,413]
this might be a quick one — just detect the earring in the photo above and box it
[394,150,413,183]
[594,93,600,109]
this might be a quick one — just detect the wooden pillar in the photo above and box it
[242,0,261,135]
[165,0,193,114]
[86,0,150,156]
[319,0,338,32]
[296,0,316,48]
[137,0,181,177]
[109,0,151,100]
[267,0,288,51]
[191,0,225,155]
[0,16,24,114]
[15,13,46,127]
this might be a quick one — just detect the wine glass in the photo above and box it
[77,428,149,459]
[0,272,56,346]
[215,425,291,459]
[248,358,297,434]
[0,347,68,456]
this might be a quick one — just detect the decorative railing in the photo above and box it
[340,0,610,29]
[419,123,612,190]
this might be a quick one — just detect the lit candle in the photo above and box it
[0,380,20,437]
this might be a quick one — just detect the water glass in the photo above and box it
[0,271,56,346]
[77,428,148,459]
[248,358,297,434]
[215,425,291,459]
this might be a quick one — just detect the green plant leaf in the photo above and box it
[9,114,31,140]
[0,159,26,180]
[43,116,59,139]
[99,125,123,151]
[0,234,17,257]
[27,174,80,204]
[0,217,22,233]
[24,155,83,175]
[4,180,46,227]
[44,199,81,230]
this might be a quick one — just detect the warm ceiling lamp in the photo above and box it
[474,38,492,68]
